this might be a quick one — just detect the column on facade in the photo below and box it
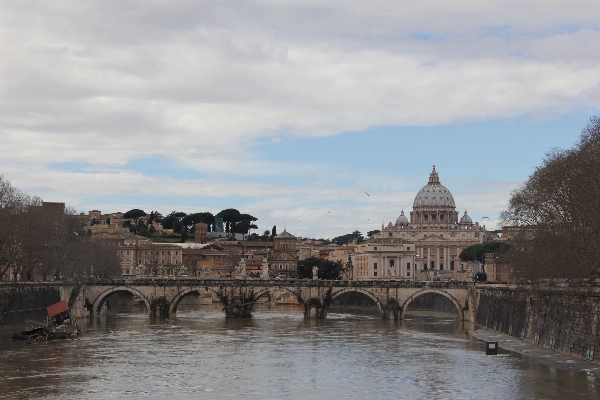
[443,246,447,270]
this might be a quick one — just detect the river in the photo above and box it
[0,299,598,399]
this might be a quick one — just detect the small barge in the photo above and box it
[12,300,80,342]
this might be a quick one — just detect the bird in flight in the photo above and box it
[365,192,370,196]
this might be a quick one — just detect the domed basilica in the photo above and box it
[372,166,486,280]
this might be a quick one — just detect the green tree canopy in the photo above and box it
[458,242,509,263]
[161,211,187,233]
[123,209,147,223]
[182,212,215,233]
[332,230,364,245]
[216,208,241,233]
[367,230,380,238]
[297,257,344,280]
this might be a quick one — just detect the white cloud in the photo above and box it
[1,1,597,237]
[2,1,599,168]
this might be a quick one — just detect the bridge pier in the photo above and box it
[223,302,254,318]
[150,297,170,318]
[382,299,401,320]
[303,299,329,319]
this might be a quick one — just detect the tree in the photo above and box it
[271,225,277,240]
[459,242,509,263]
[0,177,121,280]
[367,230,380,238]
[182,212,215,233]
[236,213,258,235]
[475,271,488,282]
[162,211,187,233]
[332,230,364,245]
[216,209,242,233]
[297,257,344,280]
[500,117,600,281]
[123,209,147,224]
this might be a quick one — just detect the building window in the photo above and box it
[430,247,435,255]
[126,251,130,255]
[389,233,392,237]
[162,251,165,255]
[374,247,378,250]
[450,261,454,271]
[451,246,457,255]
[407,263,410,270]
[407,271,410,276]
[126,269,129,274]
[389,260,394,267]
[374,271,378,277]
[407,247,410,251]
[374,263,377,270]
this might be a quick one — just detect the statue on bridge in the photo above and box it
[234,257,246,278]
[312,266,319,280]
[202,266,211,278]
[179,264,187,276]
[135,263,145,277]
[261,257,269,278]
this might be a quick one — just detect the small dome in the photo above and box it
[413,166,456,208]
[395,210,409,226]
[275,229,296,239]
[459,210,473,224]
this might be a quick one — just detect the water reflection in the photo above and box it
[0,301,598,400]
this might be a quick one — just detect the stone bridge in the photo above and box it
[84,278,479,321]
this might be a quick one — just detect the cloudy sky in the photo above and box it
[1,1,599,238]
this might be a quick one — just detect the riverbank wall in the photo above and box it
[0,283,85,327]
[476,286,600,363]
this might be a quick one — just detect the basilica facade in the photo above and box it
[371,166,486,280]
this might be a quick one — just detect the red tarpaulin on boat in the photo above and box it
[46,300,69,318]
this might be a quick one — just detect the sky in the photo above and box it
[1,1,599,239]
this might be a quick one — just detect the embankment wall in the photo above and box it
[476,286,600,362]
[0,283,84,327]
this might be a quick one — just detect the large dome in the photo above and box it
[412,166,456,208]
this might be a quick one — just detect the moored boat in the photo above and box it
[12,300,80,342]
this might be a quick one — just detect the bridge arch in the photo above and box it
[91,286,151,316]
[169,287,221,316]
[400,289,463,320]
[330,288,385,314]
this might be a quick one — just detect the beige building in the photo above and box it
[373,166,487,281]
[352,238,416,280]
[118,239,184,276]
[194,222,209,242]
[270,229,298,278]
